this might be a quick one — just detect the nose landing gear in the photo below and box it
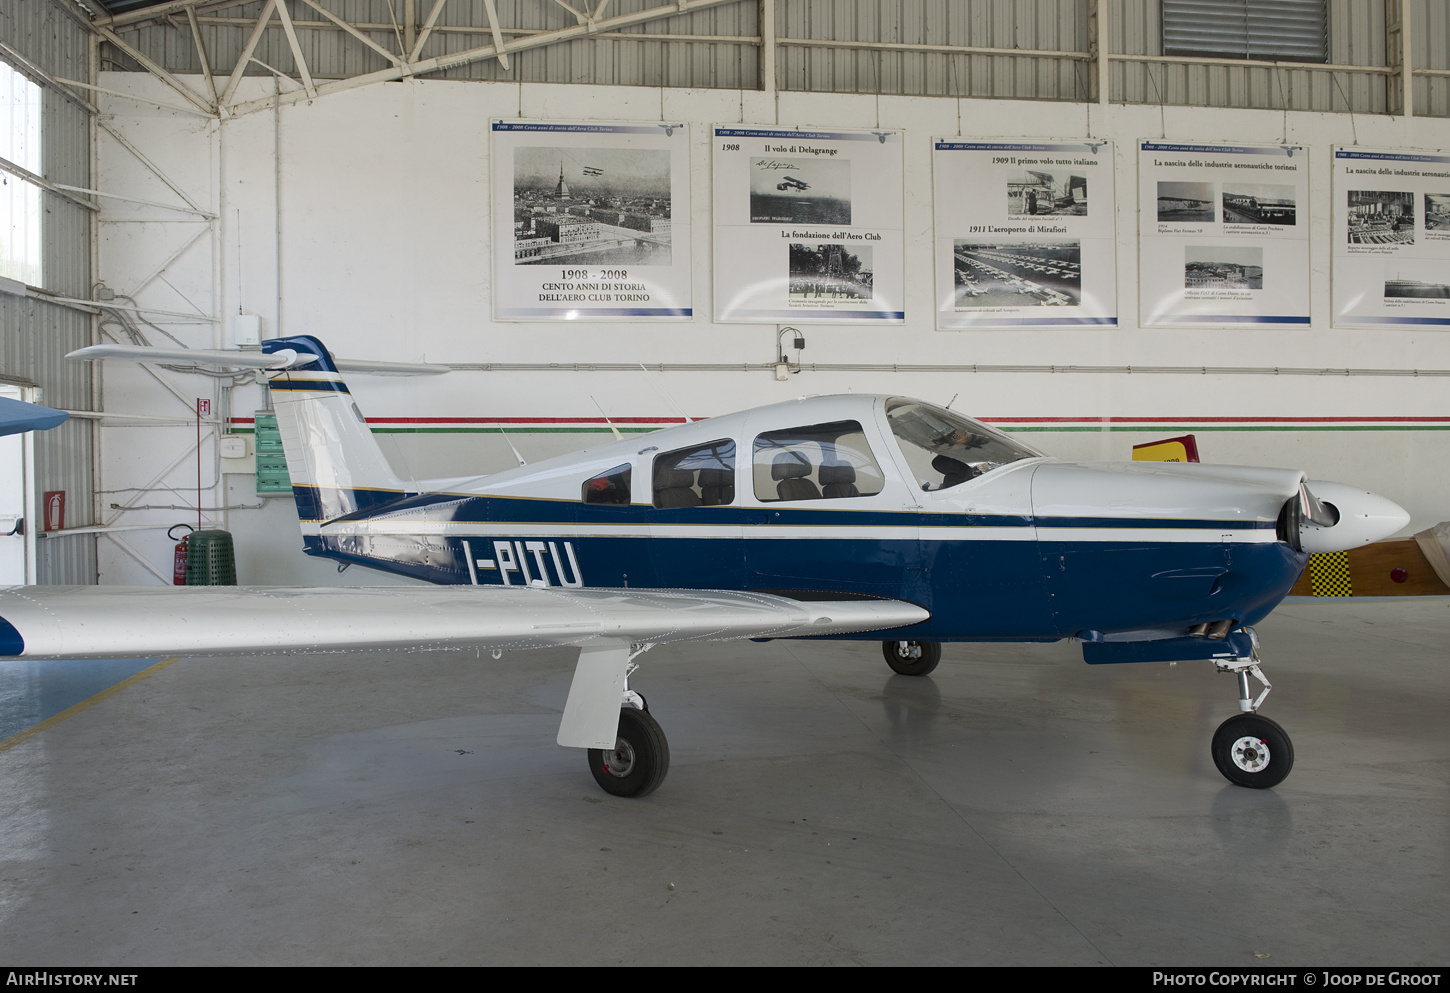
[1211,629,1294,788]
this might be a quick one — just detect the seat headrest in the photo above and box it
[654,468,695,489]
[771,453,811,480]
[932,454,969,476]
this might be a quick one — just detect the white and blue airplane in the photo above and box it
[0,335,1410,797]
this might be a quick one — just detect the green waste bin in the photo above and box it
[186,529,237,585]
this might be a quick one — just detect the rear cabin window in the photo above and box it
[582,464,632,505]
[752,420,885,502]
[653,440,736,508]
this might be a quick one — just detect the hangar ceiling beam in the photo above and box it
[225,0,743,117]
[95,24,217,117]
[409,0,452,64]
[271,0,318,100]
[0,38,99,115]
[184,5,219,105]
[219,0,277,110]
[481,0,511,71]
[0,155,99,214]
[294,0,406,69]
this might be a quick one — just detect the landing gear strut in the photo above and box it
[1211,628,1294,788]
[882,640,941,676]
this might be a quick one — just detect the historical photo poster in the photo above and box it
[1138,141,1309,327]
[931,139,1116,329]
[1333,146,1450,327]
[713,126,904,323]
[491,120,691,320]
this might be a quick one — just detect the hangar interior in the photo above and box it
[1,0,1449,966]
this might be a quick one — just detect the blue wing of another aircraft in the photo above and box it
[0,397,68,437]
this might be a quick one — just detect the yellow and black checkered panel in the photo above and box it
[1308,551,1354,597]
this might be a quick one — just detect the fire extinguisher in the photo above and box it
[169,523,195,586]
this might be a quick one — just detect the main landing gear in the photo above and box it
[882,640,941,676]
[587,674,670,798]
[1211,629,1294,789]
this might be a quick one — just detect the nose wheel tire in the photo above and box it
[1211,713,1294,789]
[881,640,941,676]
[588,706,670,798]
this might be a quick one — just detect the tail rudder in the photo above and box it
[261,335,406,523]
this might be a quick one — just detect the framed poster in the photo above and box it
[1333,146,1450,327]
[712,126,904,323]
[932,139,1116,329]
[1138,141,1309,326]
[491,120,691,320]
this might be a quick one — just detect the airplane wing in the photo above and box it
[67,343,448,376]
[0,396,69,437]
[0,586,926,753]
[0,585,925,660]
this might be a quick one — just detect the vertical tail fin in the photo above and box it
[261,336,406,523]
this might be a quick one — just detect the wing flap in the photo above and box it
[0,586,928,660]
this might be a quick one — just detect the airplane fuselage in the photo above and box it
[288,390,1311,650]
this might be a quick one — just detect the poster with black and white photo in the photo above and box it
[713,126,904,323]
[491,120,691,320]
[1139,141,1309,327]
[931,139,1116,329]
[1333,146,1450,327]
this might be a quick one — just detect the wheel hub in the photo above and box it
[602,737,637,778]
[1229,735,1270,773]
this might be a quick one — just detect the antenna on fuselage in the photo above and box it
[590,395,624,440]
[637,363,695,424]
[497,425,527,467]
[945,393,959,410]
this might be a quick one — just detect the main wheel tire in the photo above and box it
[587,706,671,798]
[1211,713,1294,789]
[882,640,941,676]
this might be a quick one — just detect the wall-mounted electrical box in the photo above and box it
[232,313,262,346]
[220,433,253,474]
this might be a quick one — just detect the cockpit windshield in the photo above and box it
[885,399,1041,491]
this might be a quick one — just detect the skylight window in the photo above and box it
[0,61,42,287]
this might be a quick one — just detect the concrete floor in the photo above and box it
[0,599,1446,966]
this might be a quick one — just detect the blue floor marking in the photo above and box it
[0,658,161,742]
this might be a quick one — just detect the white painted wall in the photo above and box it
[94,74,1450,586]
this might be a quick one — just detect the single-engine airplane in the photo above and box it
[776,175,810,192]
[0,336,1411,797]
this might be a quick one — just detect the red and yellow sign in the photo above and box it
[1132,434,1201,463]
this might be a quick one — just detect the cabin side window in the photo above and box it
[752,420,885,503]
[582,464,632,506]
[652,440,736,508]
[885,399,1040,491]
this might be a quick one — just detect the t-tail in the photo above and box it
[261,335,409,524]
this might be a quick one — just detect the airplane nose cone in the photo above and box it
[1299,481,1411,553]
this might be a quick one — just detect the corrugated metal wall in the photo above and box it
[1416,0,1450,117]
[777,0,1089,100]
[97,0,1450,116]
[1,0,98,584]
